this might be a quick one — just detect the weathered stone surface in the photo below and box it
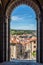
[0,60,43,65]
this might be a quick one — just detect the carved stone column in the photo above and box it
[5,16,10,61]
[0,5,6,62]
[40,11,43,63]
[36,14,40,63]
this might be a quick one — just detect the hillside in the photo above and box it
[10,29,36,35]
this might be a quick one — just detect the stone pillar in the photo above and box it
[0,5,6,62]
[0,16,4,62]
[0,15,10,62]
[36,15,40,62]
[5,16,10,61]
[40,12,43,63]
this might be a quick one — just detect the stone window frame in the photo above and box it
[5,0,41,62]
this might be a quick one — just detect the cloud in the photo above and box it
[11,16,23,21]
[11,14,35,22]
[23,14,33,17]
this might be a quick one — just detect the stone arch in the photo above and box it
[6,0,41,17]
[5,0,41,62]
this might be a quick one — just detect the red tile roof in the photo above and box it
[10,35,37,45]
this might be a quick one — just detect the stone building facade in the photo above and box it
[10,35,37,60]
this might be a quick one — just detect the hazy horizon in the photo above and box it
[10,28,36,31]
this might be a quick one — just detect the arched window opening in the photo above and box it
[5,0,41,62]
[10,4,37,61]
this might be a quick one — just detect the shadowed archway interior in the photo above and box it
[0,0,43,64]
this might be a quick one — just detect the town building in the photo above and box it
[10,35,37,60]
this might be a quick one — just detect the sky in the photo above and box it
[10,4,37,30]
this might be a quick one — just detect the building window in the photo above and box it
[34,41,36,44]
[33,51,36,53]
[34,46,36,48]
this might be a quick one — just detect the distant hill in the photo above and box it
[10,29,36,35]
